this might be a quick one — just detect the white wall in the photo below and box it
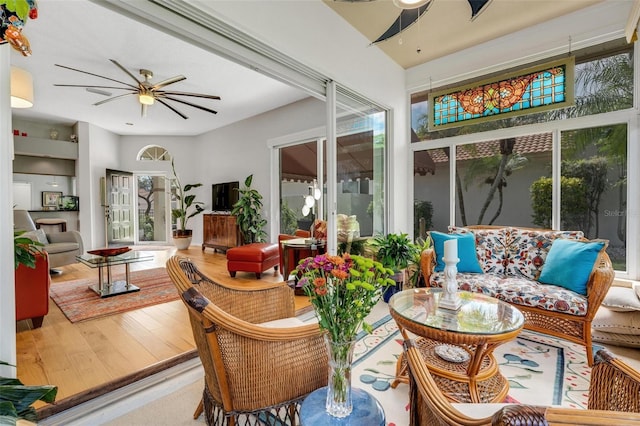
[77,122,120,250]
[116,97,326,245]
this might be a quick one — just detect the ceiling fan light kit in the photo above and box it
[54,59,220,119]
[392,0,430,9]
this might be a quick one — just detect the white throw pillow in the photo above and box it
[601,286,640,312]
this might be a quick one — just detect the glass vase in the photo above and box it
[324,335,356,418]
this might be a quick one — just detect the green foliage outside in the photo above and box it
[280,200,298,235]
[530,157,608,238]
[413,200,433,241]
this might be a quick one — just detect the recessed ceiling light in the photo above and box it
[126,122,134,126]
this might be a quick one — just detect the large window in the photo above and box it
[411,42,632,274]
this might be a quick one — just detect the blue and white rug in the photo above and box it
[351,315,592,426]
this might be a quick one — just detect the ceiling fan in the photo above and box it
[54,59,221,119]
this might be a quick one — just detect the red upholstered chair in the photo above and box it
[278,229,311,278]
[15,252,50,328]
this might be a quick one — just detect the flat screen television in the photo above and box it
[212,181,239,212]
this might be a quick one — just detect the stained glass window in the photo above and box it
[429,57,574,130]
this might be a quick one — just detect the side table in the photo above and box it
[300,386,385,425]
[281,238,326,279]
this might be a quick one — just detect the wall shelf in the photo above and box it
[14,136,78,160]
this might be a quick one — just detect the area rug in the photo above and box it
[351,315,593,426]
[50,267,179,323]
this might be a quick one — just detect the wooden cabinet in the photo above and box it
[202,214,241,252]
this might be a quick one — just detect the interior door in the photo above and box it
[106,168,134,246]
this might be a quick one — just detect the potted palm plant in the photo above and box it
[370,233,419,302]
[170,159,204,250]
[0,360,57,425]
[231,174,267,244]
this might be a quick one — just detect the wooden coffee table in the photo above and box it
[389,288,524,403]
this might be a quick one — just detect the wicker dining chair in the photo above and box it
[166,255,328,426]
[404,338,640,426]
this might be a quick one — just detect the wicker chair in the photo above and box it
[404,338,640,425]
[166,256,328,426]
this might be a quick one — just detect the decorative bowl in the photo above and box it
[87,247,131,257]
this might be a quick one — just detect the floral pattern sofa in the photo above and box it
[421,226,615,365]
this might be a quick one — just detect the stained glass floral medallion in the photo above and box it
[429,57,574,130]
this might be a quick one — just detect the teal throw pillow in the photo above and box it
[431,231,483,274]
[538,239,606,295]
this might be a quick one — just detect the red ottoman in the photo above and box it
[226,243,279,279]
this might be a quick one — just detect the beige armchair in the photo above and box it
[404,338,640,425]
[13,209,83,271]
[166,255,328,425]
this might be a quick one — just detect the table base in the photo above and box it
[89,281,140,298]
[392,336,508,403]
[300,386,385,425]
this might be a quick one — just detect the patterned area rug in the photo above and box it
[352,315,593,426]
[50,267,179,323]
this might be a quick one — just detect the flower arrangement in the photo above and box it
[295,253,394,417]
[295,253,395,342]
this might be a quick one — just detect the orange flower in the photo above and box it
[327,255,344,266]
[314,277,326,287]
[331,269,348,280]
[315,286,328,296]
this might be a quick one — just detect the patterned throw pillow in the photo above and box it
[450,226,508,275]
[506,229,585,280]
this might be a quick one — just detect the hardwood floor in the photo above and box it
[16,246,310,413]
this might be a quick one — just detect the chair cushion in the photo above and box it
[430,231,483,274]
[429,272,588,316]
[42,242,80,254]
[538,239,607,295]
[593,306,640,334]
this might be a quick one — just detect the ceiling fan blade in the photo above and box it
[158,90,221,100]
[55,64,138,89]
[54,84,133,91]
[93,92,136,106]
[156,99,189,119]
[153,75,186,90]
[159,95,218,114]
[109,59,144,89]
[86,88,112,96]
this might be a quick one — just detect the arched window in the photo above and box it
[137,145,172,161]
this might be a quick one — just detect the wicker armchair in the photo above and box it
[166,256,328,425]
[404,338,640,425]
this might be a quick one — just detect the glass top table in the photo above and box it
[76,251,154,297]
[388,288,525,403]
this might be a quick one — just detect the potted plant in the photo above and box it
[14,230,43,270]
[231,174,267,244]
[370,233,419,302]
[170,159,204,250]
[0,361,57,425]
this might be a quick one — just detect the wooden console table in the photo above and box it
[202,213,241,252]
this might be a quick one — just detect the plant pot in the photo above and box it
[383,271,404,303]
[173,229,192,250]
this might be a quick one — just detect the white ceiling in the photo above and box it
[9,0,615,137]
[325,0,604,69]
[9,1,310,136]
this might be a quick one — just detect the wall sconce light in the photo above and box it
[10,66,34,108]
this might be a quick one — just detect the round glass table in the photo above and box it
[389,288,524,403]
